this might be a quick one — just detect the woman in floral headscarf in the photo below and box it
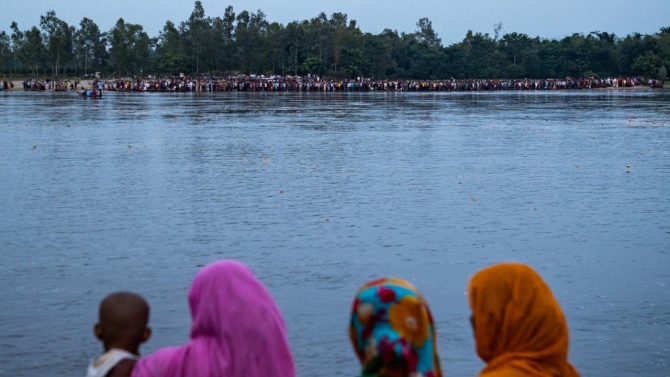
[349,277,442,377]
[468,263,580,377]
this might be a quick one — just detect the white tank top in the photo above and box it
[86,348,139,377]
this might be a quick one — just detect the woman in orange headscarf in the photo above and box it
[467,263,580,377]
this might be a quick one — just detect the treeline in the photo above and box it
[1,1,669,80]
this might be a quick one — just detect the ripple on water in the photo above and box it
[0,90,669,376]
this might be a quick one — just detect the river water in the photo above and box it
[0,90,669,376]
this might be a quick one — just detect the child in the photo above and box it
[86,292,151,377]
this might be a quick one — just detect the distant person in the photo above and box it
[349,277,442,377]
[467,263,580,377]
[87,292,151,377]
[131,260,295,377]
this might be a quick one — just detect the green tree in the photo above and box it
[285,21,304,76]
[187,1,207,73]
[338,19,364,78]
[378,29,405,78]
[313,13,332,72]
[1,8,668,80]
[586,31,618,77]
[9,22,24,74]
[363,31,396,78]
[0,31,10,74]
[156,21,188,73]
[458,30,498,78]
[40,11,74,76]
[658,66,667,81]
[559,33,590,77]
[501,32,531,66]
[21,26,46,76]
[329,13,349,75]
[633,51,662,77]
[108,18,155,76]
[499,32,542,78]
[220,5,236,72]
[266,21,286,75]
[75,17,107,75]
[617,33,644,75]
[302,56,323,74]
[248,10,269,73]
[415,17,441,48]
[158,52,190,74]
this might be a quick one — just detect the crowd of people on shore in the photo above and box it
[86,260,580,377]
[0,80,12,90]
[1,74,664,93]
[12,79,75,91]
[102,74,663,93]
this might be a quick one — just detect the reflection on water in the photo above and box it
[0,90,669,376]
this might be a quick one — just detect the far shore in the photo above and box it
[4,79,96,90]
[2,78,666,91]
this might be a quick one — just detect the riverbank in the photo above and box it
[2,78,665,92]
[2,79,96,91]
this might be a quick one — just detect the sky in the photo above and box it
[3,0,669,45]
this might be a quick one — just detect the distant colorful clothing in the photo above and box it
[468,263,580,377]
[350,277,442,377]
[86,348,138,377]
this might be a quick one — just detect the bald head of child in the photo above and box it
[94,292,151,355]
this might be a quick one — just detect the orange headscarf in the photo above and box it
[467,263,580,377]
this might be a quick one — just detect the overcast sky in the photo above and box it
[3,0,669,45]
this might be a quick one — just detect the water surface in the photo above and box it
[1,90,669,376]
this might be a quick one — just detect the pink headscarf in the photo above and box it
[132,260,295,377]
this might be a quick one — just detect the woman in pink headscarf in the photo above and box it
[131,260,295,377]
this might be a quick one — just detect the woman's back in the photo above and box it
[132,260,295,377]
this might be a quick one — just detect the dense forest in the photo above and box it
[1,1,668,80]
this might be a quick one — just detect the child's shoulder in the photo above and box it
[86,349,139,377]
[106,359,137,377]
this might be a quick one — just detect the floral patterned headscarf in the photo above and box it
[349,277,442,377]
